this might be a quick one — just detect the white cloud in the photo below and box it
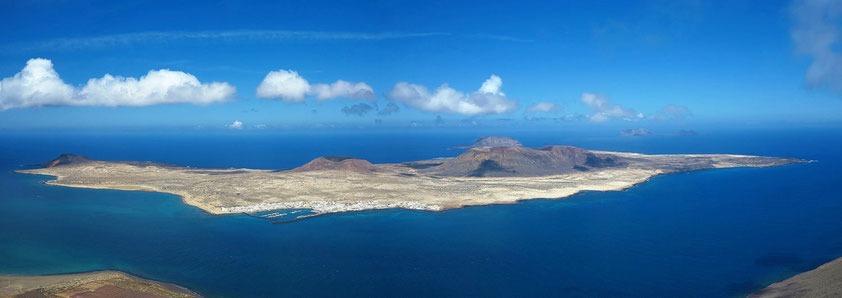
[227,120,243,129]
[256,70,311,101]
[580,93,642,122]
[79,70,235,106]
[526,101,561,113]
[256,70,374,101]
[0,58,76,110]
[387,75,518,115]
[311,80,375,101]
[253,124,267,129]
[0,58,235,110]
[791,0,842,94]
[478,74,504,95]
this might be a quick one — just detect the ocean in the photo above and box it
[1,128,840,297]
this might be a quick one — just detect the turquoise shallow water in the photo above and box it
[1,129,841,297]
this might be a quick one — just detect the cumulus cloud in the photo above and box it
[255,70,311,101]
[0,58,76,110]
[311,80,375,100]
[478,75,504,95]
[649,104,691,120]
[0,58,235,110]
[387,75,518,115]
[526,101,561,113]
[341,103,373,116]
[256,70,374,102]
[791,0,842,94]
[378,102,400,115]
[580,93,642,122]
[79,70,235,106]
[227,120,244,129]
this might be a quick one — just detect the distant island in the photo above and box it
[619,128,703,137]
[16,137,803,220]
[620,128,654,137]
[451,136,523,149]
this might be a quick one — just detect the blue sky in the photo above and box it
[1,0,841,132]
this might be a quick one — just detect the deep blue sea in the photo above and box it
[1,128,841,297]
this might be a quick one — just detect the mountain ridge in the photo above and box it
[425,145,624,177]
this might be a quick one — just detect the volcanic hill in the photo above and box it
[291,156,378,173]
[422,145,623,177]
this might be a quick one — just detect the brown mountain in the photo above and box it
[39,154,93,168]
[423,146,624,177]
[290,156,378,173]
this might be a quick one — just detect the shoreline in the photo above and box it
[749,256,842,297]
[0,270,200,297]
[23,165,770,223]
[14,150,804,220]
[21,168,665,219]
[24,172,227,215]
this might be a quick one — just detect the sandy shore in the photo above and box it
[0,270,199,298]
[21,166,669,216]
[749,257,842,298]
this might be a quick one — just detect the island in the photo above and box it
[750,257,842,297]
[0,270,199,297]
[450,135,524,148]
[14,137,804,221]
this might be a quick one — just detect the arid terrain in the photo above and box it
[750,257,842,297]
[0,271,199,298]
[15,137,803,219]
